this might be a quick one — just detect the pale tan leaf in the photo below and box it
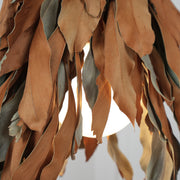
[58,0,105,56]
[140,115,153,173]
[108,134,133,180]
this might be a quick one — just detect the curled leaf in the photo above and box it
[107,134,133,180]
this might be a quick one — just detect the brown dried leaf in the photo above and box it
[104,2,136,124]
[40,78,77,180]
[0,0,44,76]
[1,125,31,180]
[108,134,133,180]
[48,28,66,83]
[0,0,20,38]
[115,0,155,57]
[92,20,111,142]
[83,137,98,161]
[150,0,180,46]
[58,0,106,56]
[129,54,144,126]
[148,78,173,145]
[0,72,15,109]
[149,48,173,104]
[150,5,180,82]
[83,0,102,17]
[11,107,59,180]
[59,159,68,177]
[18,19,53,132]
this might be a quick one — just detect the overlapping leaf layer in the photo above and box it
[0,0,179,179]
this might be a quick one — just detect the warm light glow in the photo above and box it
[58,43,130,138]
[59,80,130,137]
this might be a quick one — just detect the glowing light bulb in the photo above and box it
[58,43,130,138]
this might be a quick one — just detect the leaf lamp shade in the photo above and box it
[0,0,180,180]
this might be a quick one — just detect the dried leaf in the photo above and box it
[18,19,53,132]
[1,125,31,180]
[149,48,173,104]
[40,78,77,180]
[104,2,136,124]
[150,6,180,87]
[57,61,67,106]
[0,0,44,76]
[150,0,180,46]
[0,82,24,162]
[12,107,59,180]
[0,72,15,109]
[48,27,66,83]
[147,129,173,180]
[83,137,98,161]
[59,159,68,177]
[144,78,179,177]
[40,0,59,39]
[0,0,19,38]
[82,47,99,109]
[115,0,155,57]
[74,53,83,150]
[142,55,172,102]
[144,81,164,137]
[58,0,106,56]
[83,0,102,17]
[148,78,173,145]
[131,57,144,126]
[108,134,133,180]
[92,20,111,142]
[171,79,180,130]
[140,115,153,173]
